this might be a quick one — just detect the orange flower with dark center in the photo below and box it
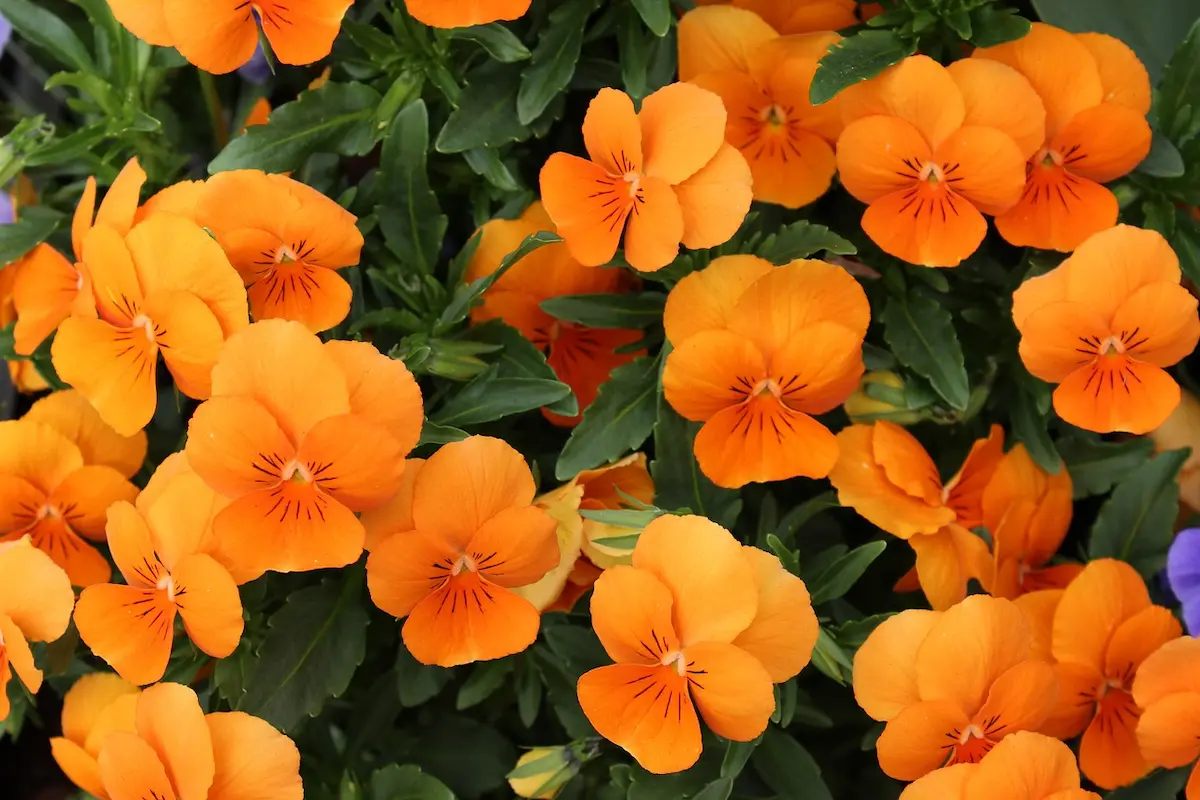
[975,24,1152,252]
[680,7,843,208]
[0,537,75,722]
[466,202,642,426]
[662,255,870,488]
[404,0,531,28]
[195,170,364,333]
[577,515,818,773]
[1012,225,1200,434]
[366,436,561,667]
[1044,559,1181,789]
[1133,637,1200,799]
[540,83,752,272]
[836,55,1043,267]
[692,0,856,33]
[854,595,1058,780]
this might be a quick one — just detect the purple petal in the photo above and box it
[238,45,271,85]
[1167,528,1200,601]
[0,191,14,226]
[1184,600,1200,637]
[0,14,11,54]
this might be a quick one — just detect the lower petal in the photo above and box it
[174,553,244,659]
[576,664,702,775]
[1079,690,1149,789]
[744,129,837,209]
[262,2,349,66]
[402,572,541,667]
[693,396,838,488]
[161,0,258,74]
[1053,358,1180,435]
[28,517,113,588]
[544,326,642,426]
[622,176,684,272]
[248,264,352,334]
[73,584,175,686]
[206,712,303,800]
[876,700,972,781]
[994,166,1117,253]
[52,317,159,437]
[539,153,630,267]
[97,732,176,800]
[684,641,775,741]
[862,187,987,268]
[974,660,1059,736]
[673,143,753,250]
[1042,662,1104,740]
[144,290,225,400]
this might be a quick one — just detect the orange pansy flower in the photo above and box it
[0,258,48,391]
[692,0,857,33]
[92,682,302,800]
[836,55,1042,266]
[827,422,1004,609]
[49,673,141,800]
[0,537,75,722]
[681,7,843,208]
[24,389,148,478]
[109,0,352,74]
[366,436,560,667]
[466,202,643,426]
[404,0,531,28]
[977,443,1080,598]
[0,419,139,586]
[1044,559,1181,789]
[900,732,1100,800]
[1012,225,1200,434]
[540,83,753,272]
[51,212,250,436]
[853,595,1058,780]
[975,24,1152,252]
[1149,389,1200,511]
[186,319,423,579]
[1133,636,1200,799]
[661,256,870,488]
[577,515,817,774]
[195,170,364,333]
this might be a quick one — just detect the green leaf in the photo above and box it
[418,419,468,447]
[432,366,572,427]
[436,63,530,153]
[370,765,455,800]
[1138,131,1187,178]
[451,23,531,62]
[213,642,253,705]
[757,220,857,264]
[0,0,93,71]
[376,100,447,274]
[469,320,578,416]
[1059,436,1155,499]
[692,779,733,800]
[720,737,761,780]
[651,392,741,523]
[808,541,887,605]
[456,659,514,710]
[1157,16,1200,144]
[238,575,368,732]
[396,644,454,708]
[832,613,894,650]
[0,207,59,267]
[556,355,659,479]
[1105,767,1192,799]
[408,716,517,797]
[631,0,672,36]
[752,728,832,800]
[209,82,381,173]
[518,0,599,124]
[437,231,563,331]
[881,292,969,411]
[619,13,652,100]
[967,6,1032,48]
[540,292,666,329]
[1089,449,1189,576]
[810,30,916,105]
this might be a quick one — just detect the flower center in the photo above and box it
[919,161,945,183]
[623,170,641,197]
[1037,147,1064,168]
[950,725,996,765]
[761,104,787,128]
[130,314,157,343]
[156,574,177,603]
[660,650,687,676]
[275,244,299,264]
[752,378,782,399]
[281,460,313,483]
[36,504,60,521]
[1098,335,1127,356]
[452,554,477,576]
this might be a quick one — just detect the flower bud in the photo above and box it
[507,746,578,799]
[843,371,922,425]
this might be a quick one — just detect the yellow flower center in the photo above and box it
[660,650,687,676]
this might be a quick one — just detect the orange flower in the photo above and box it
[692,0,857,33]
[978,443,1080,598]
[186,320,423,579]
[540,83,752,272]
[404,0,531,28]
[836,55,1042,266]
[1133,637,1200,799]
[51,212,249,435]
[0,537,75,722]
[195,170,364,333]
[49,673,141,800]
[680,8,842,208]
[244,97,271,129]
[108,0,352,73]
[661,256,869,488]
[1012,225,1200,435]
[900,732,1100,800]
[1149,389,1200,511]
[466,202,642,425]
[577,515,818,774]
[975,24,1152,251]
[91,682,301,799]
[0,419,139,586]
[1045,559,1182,789]
[0,258,49,391]
[24,389,148,478]
[366,436,560,667]
[853,595,1059,780]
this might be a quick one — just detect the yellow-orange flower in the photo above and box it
[49,673,140,800]
[1133,636,1200,800]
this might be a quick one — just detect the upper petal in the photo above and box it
[135,683,214,800]
[1075,32,1151,114]
[946,58,1047,161]
[662,254,774,346]
[840,55,965,150]
[25,390,147,478]
[0,536,75,641]
[672,142,753,250]
[582,88,643,176]
[677,5,778,81]
[853,608,941,721]
[1051,558,1150,672]
[639,83,728,185]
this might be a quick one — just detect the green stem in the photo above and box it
[197,69,229,151]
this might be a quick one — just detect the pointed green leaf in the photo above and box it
[370,765,455,800]
[556,355,660,479]
[631,0,671,36]
[0,0,93,71]
[881,292,969,410]
[431,367,572,427]
[451,23,531,62]
[376,100,447,273]
[540,292,666,328]
[1089,448,1190,576]
[810,30,916,105]
[1059,436,1155,499]
[517,0,599,124]
[808,540,887,605]
[757,220,857,264]
[752,728,832,800]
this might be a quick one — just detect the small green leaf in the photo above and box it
[1104,766,1192,799]
[1010,371,1062,474]
[1089,449,1189,576]
[720,737,761,780]
[619,8,652,99]
[456,660,514,710]
[209,82,381,173]
[810,30,916,105]
[451,23,531,62]
[437,63,530,153]
[581,507,664,531]
[469,320,578,416]
[418,419,468,447]
[752,728,832,800]
[1059,436,1155,499]
[1138,131,1187,178]
[808,541,888,605]
[517,0,599,124]
[832,613,894,650]
[692,779,733,800]
[432,367,572,427]
[756,220,857,264]
[369,765,455,800]
[1156,17,1200,143]
[375,100,447,274]
[651,391,741,524]
[881,292,969,410]
[238,574,368,732]
[437,231,563,331]
[395,644,454,707]
[540,292,666,329]
[0,0,93,71]
[967,7,1032,48]
[0,207,59,267]
[631,0,671,36]
[556,355,660,479]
